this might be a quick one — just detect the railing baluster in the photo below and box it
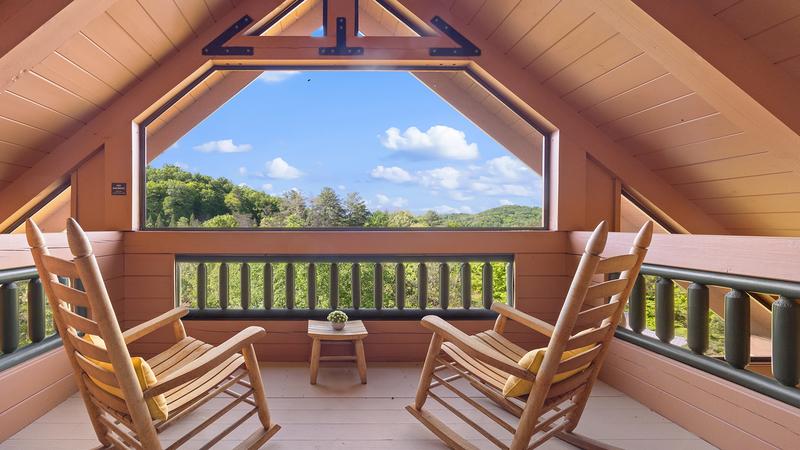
[439,263,449,310]
[308,263,317,310]
[655,277,674,343]
[197,263,207,310]
[374,263,383,310]
[74,279,87,317]
[418,263,427,310]
[352,263,361,310]
[482,262,492,309]
[219,263,229,310]
[772,296,799,386]
[629,274,646,333]
[28,278,45,343]
[1,282,19,354]
[286,263,295,310]
[396,263,405,310]
[330,263,339,310]
[725,289,750,369]
[264,263,273,310]
[687,283,709,354]
[240,263,250,310]
[461,262,470,309]
[506,262,514,305]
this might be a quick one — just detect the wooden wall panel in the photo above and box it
[122,230,569,361]
[601,338,800,450]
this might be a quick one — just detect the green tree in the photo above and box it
[203,214,238,228]
[308,187,345,227]
[420,210,443,227]
[365,210,389,227]
[388,210,415,227]
[344,192,370,226]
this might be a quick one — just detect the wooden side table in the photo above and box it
[307,320,368,384]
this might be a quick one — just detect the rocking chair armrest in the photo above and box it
[143,326,266,398]
[421,316,535,381]
[491,303,555,337]
[123,307,189,344]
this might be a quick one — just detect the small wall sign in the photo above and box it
[111,182,127,195]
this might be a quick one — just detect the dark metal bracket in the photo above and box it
[319,17,364,56]
[202,15,255,56]
[429,16,481,57]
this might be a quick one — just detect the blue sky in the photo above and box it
[151,70,543,215]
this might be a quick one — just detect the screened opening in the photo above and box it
[143,69,547,229]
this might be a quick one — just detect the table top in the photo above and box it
[307,320,368,340]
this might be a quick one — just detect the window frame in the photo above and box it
[138,66,551,231]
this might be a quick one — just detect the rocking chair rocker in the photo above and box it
[27,218,280,449]
[407,221,652,449]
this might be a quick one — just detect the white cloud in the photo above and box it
[376,194,408,209]
[432,205,473,214]
[173,161,189,170]
[418,166,462,190]
[380,125,479,160]
[449,191,474,201]
[485,155,532,182]
[265,157,303,179]
[470,180,537,197]
[238,166,248,176]
[257,71,300,83]
[371,165,413,183]
[499,199,513,206]
[194,139,252,153]
[261,183,273,191]
[337,185,346,191]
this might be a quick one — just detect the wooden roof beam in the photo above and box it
[590,0,800,171]
[0,0,117,92]
[399,0,726,234]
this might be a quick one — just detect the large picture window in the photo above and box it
[143,69,548,229]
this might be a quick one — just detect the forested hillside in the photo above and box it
[146,165,542,228]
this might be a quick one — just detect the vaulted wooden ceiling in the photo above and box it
[0,0,798,236]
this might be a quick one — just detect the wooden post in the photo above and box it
[461,262,471,309]
[418,263,427,310]
[219,263,229,310]
[725,289,750,369]
[374,263,383,310]
[482,262,493,309]
[687,283,709,354]
[505,262,514,306]
[396,263,405,310]
[241,263,250,310]
[655,277,674,343]
[27,278,46,343]
[263,262,273,310]
[286,263,295,310]
[351,263,361,310]
[197,263,207,310]
[628,274,646,333]
[772,296,800,386]
[0,282,19,353]
[308,263,316,310]
[330,263,339,310]
[439,263,449,310]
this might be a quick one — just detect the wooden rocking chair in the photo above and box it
[27,218,280,449]
[407,221,652,450]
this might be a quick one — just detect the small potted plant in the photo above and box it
[327,310,348,330]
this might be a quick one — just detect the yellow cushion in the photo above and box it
[502,344,596,398]
[83,334,168,420]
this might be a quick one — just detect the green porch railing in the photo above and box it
[175,254,514,320]
[618,263,800,408]
[0,266,61,372]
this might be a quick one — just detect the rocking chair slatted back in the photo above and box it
[27,218,161,447]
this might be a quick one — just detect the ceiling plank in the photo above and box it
[0,0,117,92]
[400,0,726,234]
[589,0,800,174]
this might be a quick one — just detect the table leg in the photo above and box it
[310,338,321,384]
[354,339,367,384]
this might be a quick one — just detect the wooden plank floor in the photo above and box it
[1,363,715,449]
